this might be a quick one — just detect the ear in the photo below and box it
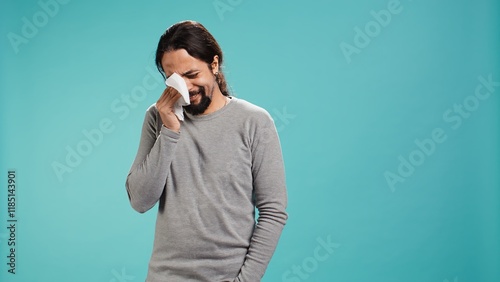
[211,55,219,75]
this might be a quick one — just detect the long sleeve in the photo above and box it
[236,116,288,281]
[125,105,180,213]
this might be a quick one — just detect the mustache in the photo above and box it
[189,87,204,96]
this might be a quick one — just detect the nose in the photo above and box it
[183,77,194,91]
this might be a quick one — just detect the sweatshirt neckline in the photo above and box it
[184,96,237,121]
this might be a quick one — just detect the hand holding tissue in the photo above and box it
[165,73,190,121]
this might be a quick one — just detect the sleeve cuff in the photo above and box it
[160,124,180,140]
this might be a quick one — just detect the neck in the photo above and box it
[203,87,227,115]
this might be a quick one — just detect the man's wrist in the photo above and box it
[161,124,181,136]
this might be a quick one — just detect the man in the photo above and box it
[125,20,288,282]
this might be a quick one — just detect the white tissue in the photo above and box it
[165,73,190,121]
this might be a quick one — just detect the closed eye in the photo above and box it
[184,72,199,79]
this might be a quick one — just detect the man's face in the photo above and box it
[161,49,219,115]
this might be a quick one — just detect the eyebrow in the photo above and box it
[166,69,199,78]
[181,70,199,76]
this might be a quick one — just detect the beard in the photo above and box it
[183,86,212,116]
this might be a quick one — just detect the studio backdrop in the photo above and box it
[1,0,499,281]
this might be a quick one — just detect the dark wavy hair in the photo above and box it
[155,20,230,97]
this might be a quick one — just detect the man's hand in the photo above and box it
[156,87,182,133]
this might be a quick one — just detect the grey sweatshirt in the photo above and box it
[125,97,288,282]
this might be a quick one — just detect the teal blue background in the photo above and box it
[1,0,499,281]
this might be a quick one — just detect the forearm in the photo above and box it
[126,125,179,213]
[236,203,287,281]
